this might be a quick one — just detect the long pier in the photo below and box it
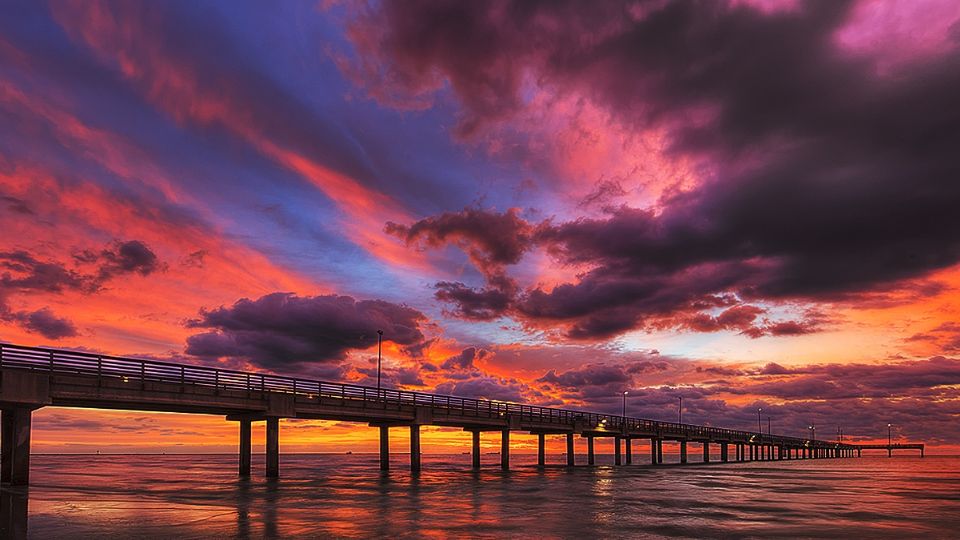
[0,343,918,485]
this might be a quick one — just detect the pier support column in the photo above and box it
[410,425,421,473]
[239,419,251,476]
[721,442,729,463]
[680,440,688,464]
[472,431,481,469]
[265,417,279,478]
[566,433,575,467]
[587,436,595,465]
[625,438,632,465]
[1,408,33,486]
[537,434,545,467]
[657,439,663,464]
[703,442,710,463]
[614,437,622,465]
[857,448,861,458]
[650,438,657,464]
[501,429,510,470]
[379,426,390,471]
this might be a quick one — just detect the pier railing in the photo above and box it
[0,342,835,447]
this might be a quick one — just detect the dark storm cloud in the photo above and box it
[433,279,515,321]
[93,240,164,279]
[0,251,95,293]
[0,306,78,339]
[440,346,491,370]
[386,207,533,275]
[1,240,163,296]
[185,292,428,369]
[360,1,960,340]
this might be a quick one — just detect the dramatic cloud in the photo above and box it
[0,250,95,294]
[353,1,960,339]
[87,240,164,280]
[1,240,162,296]
[440,346,491,371]
[386,208,532,274]
[185,293,428,369]
[0,306,78,339]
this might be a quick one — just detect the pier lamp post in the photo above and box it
[376,330,383,393]
[757,408,762,434]
[888,423,892,448]
[767,416,771,435]
[678,396,682,424]
[622,390,628,418]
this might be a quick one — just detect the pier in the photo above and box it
[0,343,921,485]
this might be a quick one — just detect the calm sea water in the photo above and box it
[2,453,957,538]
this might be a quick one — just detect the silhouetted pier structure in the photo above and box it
[0,343,921,485]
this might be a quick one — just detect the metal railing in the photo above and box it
[0,342,843,447]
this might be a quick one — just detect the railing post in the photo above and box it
[214,370,219,394]
[140,362,145,390]
[49,351,54,372]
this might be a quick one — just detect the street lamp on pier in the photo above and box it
[376,330,383,392]
[678,396,682,424]
[757,407,762,434]
[622,390,628,418]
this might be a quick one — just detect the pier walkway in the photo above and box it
[0,343,916,485]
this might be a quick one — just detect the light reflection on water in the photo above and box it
[1,454,957,538]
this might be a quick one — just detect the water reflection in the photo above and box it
[0,486,27,540]
[10,454,960,538]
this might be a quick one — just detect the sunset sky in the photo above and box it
[2,0,959,454]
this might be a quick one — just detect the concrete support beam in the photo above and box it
[472,431,481,469]
[410,425,421,473]
[537,433,545,467]
[239,419,251,476]
[379,426,390,471]
[680,440,688,464]
[1,408,32,486]
[650,438,657,464]
[657,439,663,464]
[266,417,279,478]
[614,436,622,466]
[587,436,595,465]
[703,441,710,463]
[501,429,510,470]
[625,438,632,465]
[721,442,729,463]
[566,433,575,467]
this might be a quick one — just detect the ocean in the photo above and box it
[3,454,958,538]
